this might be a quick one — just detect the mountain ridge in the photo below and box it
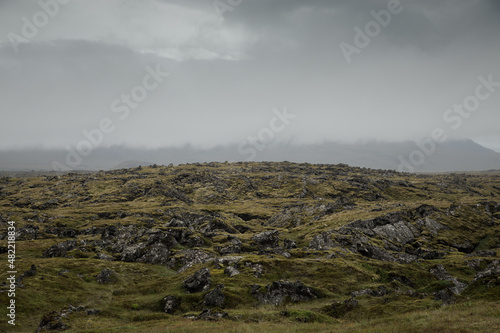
[1,139,499,172]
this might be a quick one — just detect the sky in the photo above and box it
[0,0,499,152]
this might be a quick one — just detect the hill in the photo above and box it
[1,139,499,173]
[0,162,499,332]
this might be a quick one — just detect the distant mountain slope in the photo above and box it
[112,160,155,169]
[0,139,499,172]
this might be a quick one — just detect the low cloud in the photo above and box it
[0,0,499,151]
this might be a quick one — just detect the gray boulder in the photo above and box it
[373,221,419,244]
[472,260,500,282]
[95,268,117,284]
[350,285,388,298]
[251,280,319,305]
[309,232,334,250]
[430,265,467,295]
[43,240,77,258]
[253,231,280,249]
[162,295,180,314]
[172,249,215,273]
[184,268,212,293]
[224,266,240,277]
[138,243,170,265]
[205,284,225,307]
[325,298,359,318]
[95,253,114,261]
[416,217,448,236]
[35,312,66,333]
[196,308,229,321]
[283,238,298,250]
[434,288,456,305]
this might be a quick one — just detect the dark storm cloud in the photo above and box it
[0,0,499,151]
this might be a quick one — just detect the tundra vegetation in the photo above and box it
[0,162,499,332]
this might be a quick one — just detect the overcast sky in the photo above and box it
[1,0,499,152]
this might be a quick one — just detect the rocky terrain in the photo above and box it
[0,162,499,332]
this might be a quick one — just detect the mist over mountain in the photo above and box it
[1,139,499,173]
[1,1,500,154]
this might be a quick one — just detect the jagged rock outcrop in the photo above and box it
[372,220,419,245]
[472,260,500,283]
[224,266,240,277]
[120,243,170,265]
[35,311,67,332]
[215,236,242,255]
[95,268,117,284]
[214,256,242,266]
[252,230,280,249]
[36,305,100,332]
[184,268,212,293]
[43,240,77,258]
[308,209,455,263]
[216,256,242,278]
[201,220,238,234]
[338,212,408,235]
[20,264,37,278]
[205,284,225,307]
[434,288,456,305]
[283,239,297,249]
[195,308,229,321]
[44,226,79,239]
[415,217,448,236]
[309,232,335,250]
[268,201,355,229]
[95,253,114,261]
[251,281,319,305]
[244,262,264,278]
[169,249,215,273]
[16,224,41,240]
[15,264,38,287]
[429,265,467,295]
[324,298,359,318]
[163,296,180,314]
[350,285,388,297]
